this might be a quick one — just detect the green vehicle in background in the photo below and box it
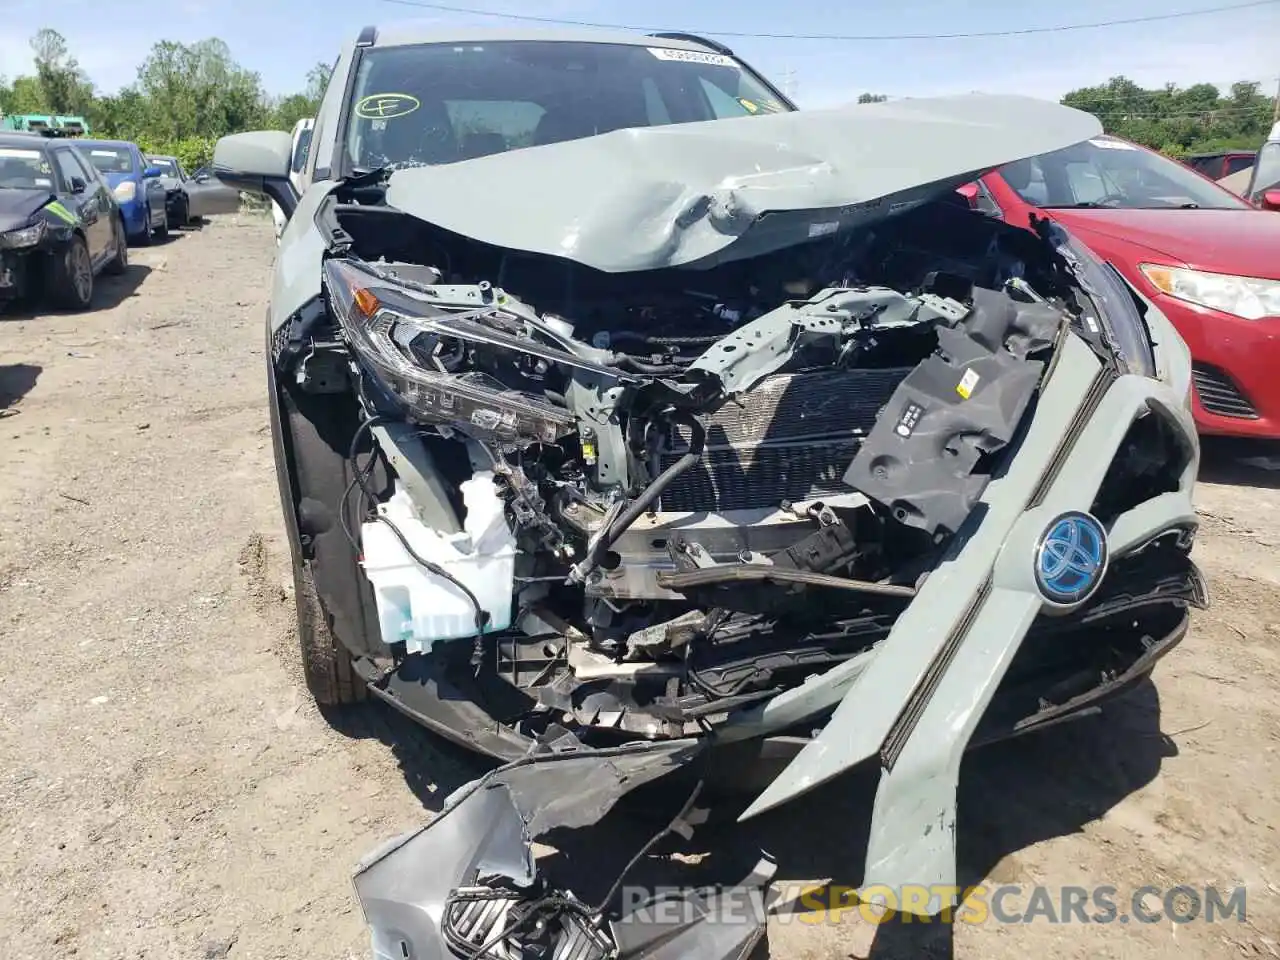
[0,114,90,137]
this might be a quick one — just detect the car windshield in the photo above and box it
[0,147,55,190]
[84,146,136,175]
[1001,136,1250,211]
[150,157,180,177]
[1249,141,1280,199]
[343,40,790,172]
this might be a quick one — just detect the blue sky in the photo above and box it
[1,0,1277,107]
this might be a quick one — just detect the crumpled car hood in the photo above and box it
[0,188,54,231]
[385,93,1101,273]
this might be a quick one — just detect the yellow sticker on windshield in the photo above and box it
[44,201,78,224]
[738,98,760,114]
[355,93,421,120]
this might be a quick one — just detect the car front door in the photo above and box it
[183,167,241,218]
[138,148,166,225]
[51,147,111,258]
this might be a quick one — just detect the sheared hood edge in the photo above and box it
[385,93,1102,273]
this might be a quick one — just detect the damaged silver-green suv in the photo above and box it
[215,22,1205,957]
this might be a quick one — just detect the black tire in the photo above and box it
[153,212,168,242]
[104,215,128,276]
[294,557,367,705]
[172,197,189,229]
[136,205,153,246]
[49,235,94,310]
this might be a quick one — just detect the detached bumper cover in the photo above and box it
[734,299,1199,906]
[0,250,27,296]
[354,739,777,960]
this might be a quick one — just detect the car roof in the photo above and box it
[0,133,54,151]
[365,22,722,53]
[76,138,135,149]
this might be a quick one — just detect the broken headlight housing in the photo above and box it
[0,220,44,249]
[1061,235,1157,379]
[323,258,574,443]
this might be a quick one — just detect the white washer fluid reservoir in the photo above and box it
[360,471,516,654]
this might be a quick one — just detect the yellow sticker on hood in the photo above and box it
[355,93,421,120]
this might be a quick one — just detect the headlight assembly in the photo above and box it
[323,259,574,443]
[113,181,136,202]
[1139,264,1280,321]
[1057,234,1157,379]
[0,221,45,249]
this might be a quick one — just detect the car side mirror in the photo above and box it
[214,130,297,217]
[69,176,87,194]
[1261,189,1280,212]
[143,166,163,179]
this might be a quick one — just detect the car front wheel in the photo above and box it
[49,236,94,310]
[294,556,367,706]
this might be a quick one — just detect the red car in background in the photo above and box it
[962,135,1280,438]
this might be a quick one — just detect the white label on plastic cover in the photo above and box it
[808,221,839,238]
[956,367,980,400]
[1089,138,1136,150]
[648,47,736,67]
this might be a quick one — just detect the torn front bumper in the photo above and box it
[0,249,32,300]
[353,299,1203,937]
[730,297,1201,909]
[353,739,778,960]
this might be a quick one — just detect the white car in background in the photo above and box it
[273,118,314,241]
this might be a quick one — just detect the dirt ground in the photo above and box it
[1,215,1278,960]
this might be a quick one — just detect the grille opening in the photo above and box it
[1192,362,1258,419]
[1092,409,1189,525]
[658,367,910,513]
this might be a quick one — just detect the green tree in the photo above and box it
[304,61,332,104]
[857,92,888,104]
[30,28,95,113]
[134,38,268,142]
[270,93,316,131]
[1062,75,1273,154]
[5,75,49,114]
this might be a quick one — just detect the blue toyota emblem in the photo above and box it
[1034,511,1108,604]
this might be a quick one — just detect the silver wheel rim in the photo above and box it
[71,244,91,301]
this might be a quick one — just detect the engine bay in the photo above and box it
[284,192,1133,744]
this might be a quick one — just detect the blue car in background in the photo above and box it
[77,139,168,245]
